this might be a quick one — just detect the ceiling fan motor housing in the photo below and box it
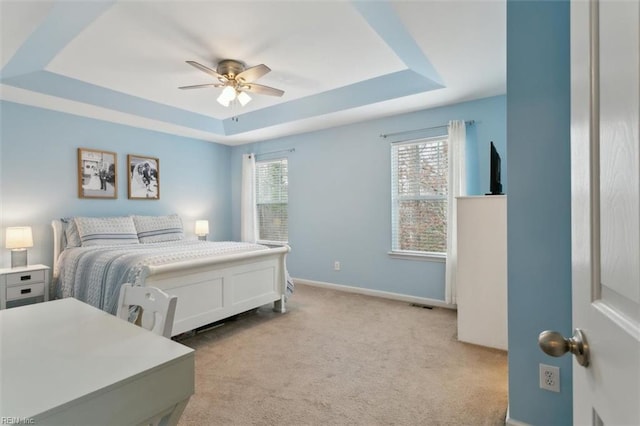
[216,60,245,79]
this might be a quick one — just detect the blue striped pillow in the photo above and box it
[75,217,140,246]
[132,214,184,243]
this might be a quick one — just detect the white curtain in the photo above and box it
[445,120,466,305]
[240,153,257,242]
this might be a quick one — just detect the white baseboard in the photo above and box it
[505,406,532,426]
[293,278,456,310]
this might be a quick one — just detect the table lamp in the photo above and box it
[6,226,33,268]
[195,220,209,241]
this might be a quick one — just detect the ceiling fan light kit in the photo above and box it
[217,86,237,107]
[237,91,252,106]
[180,59,284,108]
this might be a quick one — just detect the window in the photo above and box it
[255,158,288,243]
[391,136,448,255]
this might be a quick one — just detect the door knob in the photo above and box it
[538,328,590,367]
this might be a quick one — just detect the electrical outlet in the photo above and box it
[334,261,340,271]
[539,364,560,392]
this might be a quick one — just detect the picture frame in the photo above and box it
[128,154,160,200]
[77,148,117,199]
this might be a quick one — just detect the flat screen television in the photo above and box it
[487,141,503,195]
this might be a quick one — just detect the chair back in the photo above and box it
[116,284,177,338]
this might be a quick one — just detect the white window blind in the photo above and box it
[391,136,448,254]
[255,158,288,243]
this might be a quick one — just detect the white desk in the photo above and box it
[0,298,194,425]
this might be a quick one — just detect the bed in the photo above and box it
[51,216,291,337]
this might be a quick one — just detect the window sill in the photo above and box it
[388,251,446,262]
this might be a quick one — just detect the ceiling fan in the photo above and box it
[179,59,284,107]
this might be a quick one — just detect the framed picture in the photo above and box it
[128,154,160,200]
[77,148,117,199]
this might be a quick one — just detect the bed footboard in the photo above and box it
[143,246,290,336]
[273,295,286,314]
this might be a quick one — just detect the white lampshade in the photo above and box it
[195,220,209,236]
[237,91,252,106]
[217,93,231,107]
[6,226,34,249]
[217,86,236,106]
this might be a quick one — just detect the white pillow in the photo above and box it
[132,214,184,243]
[75,216,139,246]
[61,217,81,248]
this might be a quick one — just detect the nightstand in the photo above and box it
[0,264,50,309]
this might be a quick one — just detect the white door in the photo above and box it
[571,0,640,424]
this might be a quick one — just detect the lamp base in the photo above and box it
[198,235,207,241]
[11,249,28,268]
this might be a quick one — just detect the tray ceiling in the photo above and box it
[0,1,505,145]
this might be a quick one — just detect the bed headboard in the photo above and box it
[51,219,64,278]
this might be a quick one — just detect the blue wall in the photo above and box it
[230,95,506,301]
[0,101,232,269]
[0,95,505,302]
[507,1,572,424]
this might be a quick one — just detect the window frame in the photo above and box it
[255,157,289,245]
[390,135,449,260]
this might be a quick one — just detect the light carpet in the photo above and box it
[176,283,508,426]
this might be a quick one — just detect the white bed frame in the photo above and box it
[52,220,290,336]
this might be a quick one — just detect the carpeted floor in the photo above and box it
[176,283,508,426]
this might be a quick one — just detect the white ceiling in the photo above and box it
[0,0,505,146]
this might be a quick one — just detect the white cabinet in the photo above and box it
[0,264,50,309]
[456,196,507,350]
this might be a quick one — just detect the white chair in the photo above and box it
[116,283,177,338]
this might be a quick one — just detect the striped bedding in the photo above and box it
[55,240,272,314]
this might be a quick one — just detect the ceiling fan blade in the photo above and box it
[178,83,222,90]
[242,83,284,97]
[186,61,227,82]
[236,64,271,83]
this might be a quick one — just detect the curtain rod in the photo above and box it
[380,120,475,139]
[253,148,295,158]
